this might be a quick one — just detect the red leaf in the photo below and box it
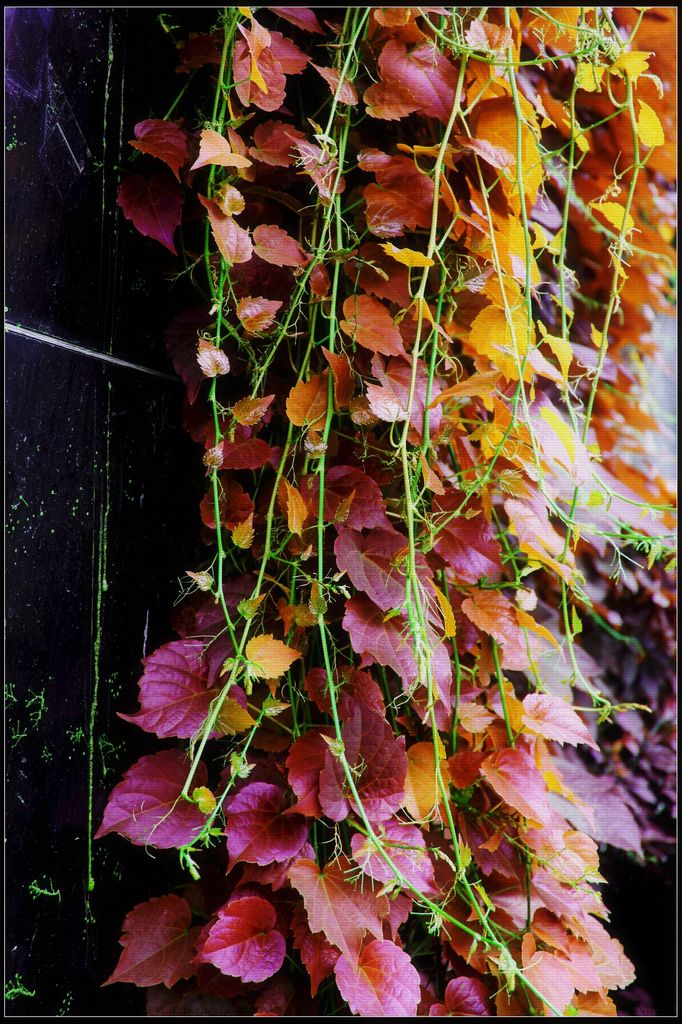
[117,174,182,254]
[364,40,458,124]
[164,306,211,403]
[429,976,491,1016]
[286,729,330,817]
[95,750,207,849]
[220,437,273,470]
[129,119,189,180]
[291,902,339,997]
[319,702,407,822]
[334,939,421,1017]
[302,464,391,531]
[334,527,424,612]
[253,223,309,267]
[195,896,285,983]
[236,296,282,333]
[104,894,198,988]
[225,781,308,867]
[432,490,503,584]
[522,693,599,750]
[200,477,254,530]
[199,195,253,266]
[249,119,306,166]
[288,857,388,959]
[339,294,405,357]
[343,595,452,710]
[345,242,411,306]
[351,819,437,894]
[480,747,553,826]
[118,640,217,739]
[359,149,434,237]
[304,666,385,718]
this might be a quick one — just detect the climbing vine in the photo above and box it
[97,7,676,1016]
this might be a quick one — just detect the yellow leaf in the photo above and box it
[232,513,254,549]
[539,406,576,466]
[537,321,572,384]
[246,634,300,679]
[250,56,268,95]
[609,50,652,82]
[468,303,534,382]
[428,579,457,637]
[589,201,634,236]
[380,242,434,268]
[403,741,448,821]
[516,609,559,650]
[285,481,308,537]
[590,324,604,348]
[575,62,605,92]
[217,695,256,736]
[192,786,217,814]
[637,99,664,148]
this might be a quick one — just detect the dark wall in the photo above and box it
[5,9,205,1015]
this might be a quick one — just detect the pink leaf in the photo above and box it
[195,896,285,983]
[351,819,437,894]
[199,195,253,266]
[334,527,418,612]
[335,939,421,1016]
[270,7,325,33]
[117,174,182,254]
[104,894,198,988]
[95,750,207,849]
[288,857,388,959]
[294,139,345,203]
[291,902,340,997]
[480,747,553,826]
[253,223,309,267]
[522,693,599,750]
[225,781,308,867]
[249,119,306,167]
[432,489,503,584]
[118,640,217,739]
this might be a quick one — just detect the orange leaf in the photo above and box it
[339,295,405,357]
[285,481,309,537]
[322,347,355,408]
[403,740,448,821]
[286,373,329,427]
[245,634,300,679]
[232,394,274,426]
